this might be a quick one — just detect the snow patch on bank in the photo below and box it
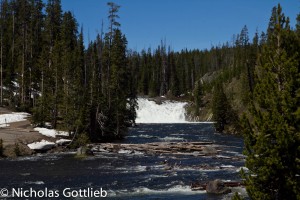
[33,127,69,138]
[0,124,9,128]
[55,139,72,145]
[27,140,55,150]
[0,112,30,125]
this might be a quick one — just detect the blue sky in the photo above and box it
[61,0,299,51]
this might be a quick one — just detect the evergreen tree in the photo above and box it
[60,11,78,131]
[28,0,44,108]
[106,2,120,109]
[242,4,300,199]
[212,82,229,132]
[169,51,180,96]
[33,0,62,127]
[193,80,202,116]
[109,29,128,137]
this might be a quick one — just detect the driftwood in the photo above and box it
[90,141,216,156]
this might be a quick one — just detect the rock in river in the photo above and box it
[206,179,231,194]
[77,146,94,156]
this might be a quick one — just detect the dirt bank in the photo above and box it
[0,111,56,158]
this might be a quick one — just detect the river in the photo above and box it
[0,123,245,200]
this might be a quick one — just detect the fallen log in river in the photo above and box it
[89,141,219,156]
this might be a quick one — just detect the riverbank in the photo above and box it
[0,109,71,158]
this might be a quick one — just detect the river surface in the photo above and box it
[0,123,245,200]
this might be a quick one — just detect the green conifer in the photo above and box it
[242,4,300,199]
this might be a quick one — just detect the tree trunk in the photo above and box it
[53,63,58,128]
[12,13,14,68]
[21,25,25,105]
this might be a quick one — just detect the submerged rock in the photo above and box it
[191,182,206,191]
[164,165,172,171]
[202,146,218,155]
[206,179,231,194]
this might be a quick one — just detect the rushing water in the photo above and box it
[0,123,245,200]
[135,98,188,123]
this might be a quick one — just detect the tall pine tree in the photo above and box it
[242,4,300,199]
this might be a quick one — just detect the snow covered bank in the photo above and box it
[55,139,72,145]
[33,127,69,138]
[0,112,30,125]
[136,98,188,123]
[27,140,55,150]
[27,136,71,150]
[30,128,70,149]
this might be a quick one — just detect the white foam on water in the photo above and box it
[170,133,186,136]
[118,149,133,154]
[126,135,138,138]
[132,150,144,155]
[224,150,244,157]
[220,165,235,168]
[173,166,221,172]
[139,134,157,139]
[117,149,144,155]
[216,155,232,159]
[236,167,249,172]
[136,98,188,123]
[144,174,169,179]
[110,185,206,197]
[115,165,149,173]
[134,165,148,172]
[25,181,45,185]
[159,136,184,141]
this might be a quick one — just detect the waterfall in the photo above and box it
[136,98,188,123]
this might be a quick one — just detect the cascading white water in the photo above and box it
[136,98,188,123]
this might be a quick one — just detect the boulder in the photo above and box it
[85,148,94,156]
[206,179,231,194]
[202,146,217,155]
[77,146,94,156]
[191,182,206,191]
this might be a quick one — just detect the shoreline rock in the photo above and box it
[191,179,244,193]
[206,179,231,194]
[76,146,94,157]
